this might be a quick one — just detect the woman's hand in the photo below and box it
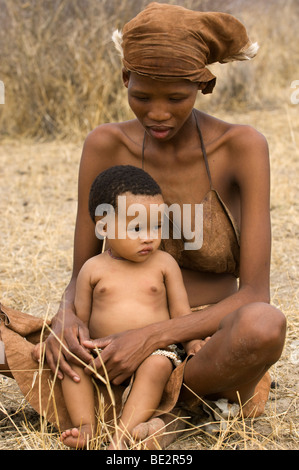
[32,309,92,382]
[83,328,153,385]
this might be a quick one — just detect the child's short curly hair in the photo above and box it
[89,165,162,222]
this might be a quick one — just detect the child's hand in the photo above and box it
[184,337,211,356]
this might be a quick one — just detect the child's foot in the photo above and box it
[60,424,93,449]
[131,411,186,449]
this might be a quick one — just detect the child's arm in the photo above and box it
[162,253,205,355]
[74,260,94,326]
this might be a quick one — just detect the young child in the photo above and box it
[60,165,201,449]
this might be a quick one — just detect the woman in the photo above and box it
[0,3,286,447]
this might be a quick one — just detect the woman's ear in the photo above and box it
[197,82,207,91]
[122,68,130,88]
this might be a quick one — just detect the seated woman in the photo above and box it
[0,3,286,449]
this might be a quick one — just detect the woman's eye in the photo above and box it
[169,97,186,102]
[133,95,149,102]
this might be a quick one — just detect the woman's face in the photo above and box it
[123,71,199,141]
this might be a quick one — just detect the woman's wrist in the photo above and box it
[144,313,209,348]
[143,319,177,351]
[52,280,77,326]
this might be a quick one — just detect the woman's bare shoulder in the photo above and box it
[198,111,270,189]
[225,125,270,180]
[224,124,270,191]
[226,122,268,151]
[83,119,143,156]
[199,110,268,150]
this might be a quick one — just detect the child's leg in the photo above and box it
[109,354,173,449]
[60,364,96,449]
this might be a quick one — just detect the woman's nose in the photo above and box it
[147,104,171,122]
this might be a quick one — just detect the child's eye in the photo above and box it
[128,224,141,232]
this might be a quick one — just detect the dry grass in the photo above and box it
[0,0,299,139]
[0,0,298,452]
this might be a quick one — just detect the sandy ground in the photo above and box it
[0,107,298,450]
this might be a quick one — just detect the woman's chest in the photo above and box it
[151,154,239,224]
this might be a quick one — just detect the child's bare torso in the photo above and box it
[88,252,170,338]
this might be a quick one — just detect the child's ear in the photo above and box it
[95,220,107,239]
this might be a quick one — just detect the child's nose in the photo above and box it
[140,230,154,241]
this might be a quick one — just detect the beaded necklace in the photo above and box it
[107,248,126,261]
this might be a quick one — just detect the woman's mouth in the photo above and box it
[147,126,172,139]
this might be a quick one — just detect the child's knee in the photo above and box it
[138,354,173,381]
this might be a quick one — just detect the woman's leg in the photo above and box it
[180,302,286,408]
[132,302,286,446]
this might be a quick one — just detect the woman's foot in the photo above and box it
[60,424,93,449]
[241,371,271,418]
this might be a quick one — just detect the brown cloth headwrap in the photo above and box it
[115,2,258,94]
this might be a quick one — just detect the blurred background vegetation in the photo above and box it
[0,0,298,140]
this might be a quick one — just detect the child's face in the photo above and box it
[107,192,164,262]
[123,71,198,141]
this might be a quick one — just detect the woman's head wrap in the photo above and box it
[113,2,258,94]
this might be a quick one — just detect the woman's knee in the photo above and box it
[222,302,286,363]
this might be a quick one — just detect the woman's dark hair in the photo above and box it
[88,165,162,222]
